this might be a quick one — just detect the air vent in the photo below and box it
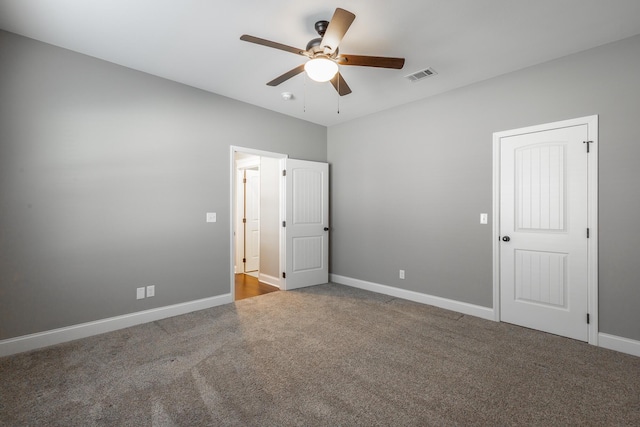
[405,67,437,82]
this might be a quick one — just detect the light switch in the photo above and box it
[206,212,217,223]
[480,213,488,224]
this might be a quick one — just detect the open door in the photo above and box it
[283,159,329,289]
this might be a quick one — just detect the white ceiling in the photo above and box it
[2,0,640,127]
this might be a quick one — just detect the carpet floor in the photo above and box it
[1,283,639,426]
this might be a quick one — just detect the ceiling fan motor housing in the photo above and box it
[306,20,337,56]
[306,38,338,57]
[306,37,322,52]
[315,20,329,36]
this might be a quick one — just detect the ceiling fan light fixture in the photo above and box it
[240,8,404,97]
[304,57,338,82]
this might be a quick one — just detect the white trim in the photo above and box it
[279,157,287,290]
[492,129,502,322]
[598,333,640,358]
[0,294,232,357]
[492,115,599,345]
[258,273,281,289]
[586,116,599,345]
[331,275,640,359]
[230,146,289,159]
[331,274,495,321]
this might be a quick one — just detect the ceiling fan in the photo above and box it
[240,8,405,96]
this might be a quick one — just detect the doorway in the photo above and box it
[492,116,598,344]
[230,146,330,301]
[234,154,261,277]
[244,168,260,274]
[232,149,283,301]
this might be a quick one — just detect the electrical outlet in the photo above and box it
[480,213,488,224]
[399,270,405,280]
[136,287,146,300]
[146,285,155,297]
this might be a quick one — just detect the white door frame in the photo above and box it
[230,146,288,300]
[492,115,599,345]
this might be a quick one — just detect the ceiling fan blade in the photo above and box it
[240,35,306,56]
[337,54,405,69]
[330,72,352,96]
[320,8,356,54]
[267,64,306,86]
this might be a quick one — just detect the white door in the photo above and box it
[284,159,329,289]
[235,169,245,273]
[499,123,591,341]
[245,169,260,272]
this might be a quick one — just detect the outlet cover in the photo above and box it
[146,285,155,297]
[136,287,146,300]
[480,213,488,224]
[399,270,405,279]
[206,212,217,223]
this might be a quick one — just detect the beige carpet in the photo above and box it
[1,283,639,426]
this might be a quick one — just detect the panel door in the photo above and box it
[245,169,260,272]
[500,125,588,341]
[284,159,329,289]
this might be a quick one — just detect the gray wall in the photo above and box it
[259,156,281,282]
[328,34,640,341]
[3,27,639,345]
[0,31,326,340]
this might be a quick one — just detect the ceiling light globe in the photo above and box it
[304,57,339,82]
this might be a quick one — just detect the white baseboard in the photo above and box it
[330,274,495,321]
[0,294,232,357]
[330,274,640,359]
[258,273,281,289]
[4,282,638,360]
[598,333,640,358]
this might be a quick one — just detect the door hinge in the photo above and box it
[243,218,246,224]
[282,221,286,227]
[243,178,247,184]
[282,169,286,176]
[282,272,286,278]
[587,228,590,238]
[243,258,246,263]
[587,313,590,324]
[583,140,593,153]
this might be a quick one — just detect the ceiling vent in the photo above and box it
[405,67,437,82]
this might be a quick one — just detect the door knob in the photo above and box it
[324,227,329,231]
[502,236,511,242]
